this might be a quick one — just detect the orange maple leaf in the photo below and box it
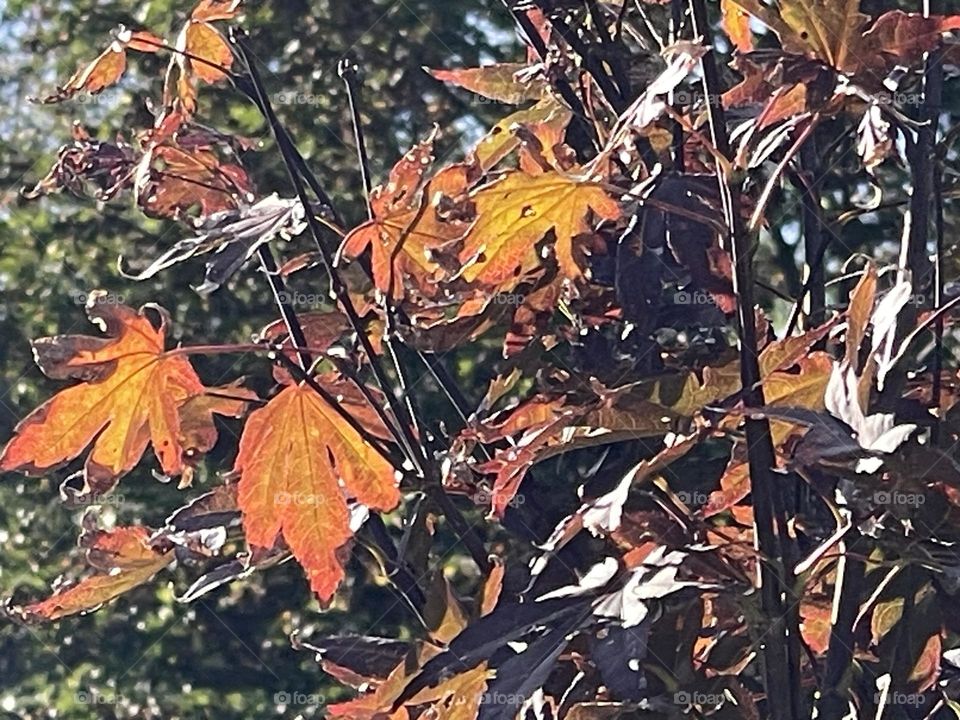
[18,525,174,622]
[338,130,471,299]
[0,297,218,493]
[34,28,164,104]
[235,377,399,601]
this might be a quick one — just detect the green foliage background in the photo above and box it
[0,2,514,717]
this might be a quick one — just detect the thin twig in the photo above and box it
[338,58,374,219]
[257,245,310,371]
[814,523,865,720]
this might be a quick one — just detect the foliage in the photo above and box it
[3,1,960,719]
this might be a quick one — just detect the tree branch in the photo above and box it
[689,2,802,718]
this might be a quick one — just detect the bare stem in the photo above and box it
[689,1,801,717]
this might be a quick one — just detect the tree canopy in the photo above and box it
[2,1,960,719]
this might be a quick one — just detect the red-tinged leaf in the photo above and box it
[326,644,438,718]
[18,526,173,621]
[22,133,137,202]
[504,273,565,357]
[727,0,868,71]
[235,378,399,601]
[120,28,166,53]
[34,25,170,104]
[471,97,571,173]
[256,311,352,384]
[472,366,742,515]
[0,297,214,494]
[800,599,832,655]
[176,383,257,486]
[727,0,959,78]
[910,632,942,691]
[339,132,472,299]
[328,649,489,720]
[134,144,252,219]
[861,11,960,69]
[702,462,750,518]
[428,63,546,105]
[480,556,505,616]
[457,171,621,290]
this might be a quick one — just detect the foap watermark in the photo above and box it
[480,691,528,706]
[67,493,129,508]
[469,95,514,106]
[874,490,925,507]
[273,91,323,106]
[273,691,324,706]
[75,690,126,706]
[475,487,525,509]
[274,491,328,508]
[74,291,126,306]
[73,90,123,107]
[276,291,326,308]
[488,292,527,307]
[673,90,723,107]
[874,691,926,707]
[673,290,717,307]
[677,490,709,506]
[876,92,925,108]
[674,690,724,707]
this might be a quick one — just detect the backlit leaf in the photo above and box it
[18,526,173,621]
[0,297,215,494]
[339,131,471,299]
[235,378,399,601]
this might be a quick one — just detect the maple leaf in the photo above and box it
[179,1,239,83]
[255,310,352,384]
[338,130,472,299]
[176,382,257,487]
[471,97,571,173]
[0,297,218,494]
[15,526,173,622]
[33,27,165,104]
[235,377,400,601]
[466,365,743,515]
[22,128,138,202]
[457,170,621,291]
[721,0,754,53]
